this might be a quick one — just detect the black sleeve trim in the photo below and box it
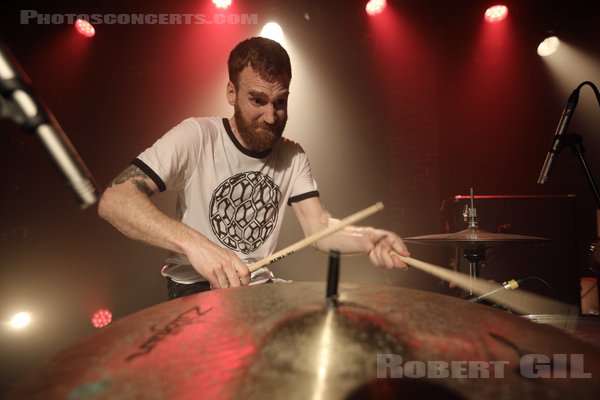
[287,190,320,206]
[132,158,167,192]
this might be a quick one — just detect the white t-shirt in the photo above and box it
[134,117,319,284]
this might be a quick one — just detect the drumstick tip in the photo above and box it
[375,201,384,210]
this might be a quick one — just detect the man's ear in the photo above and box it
[226,81,236,106]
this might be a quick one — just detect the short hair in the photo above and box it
[228,37,291,90]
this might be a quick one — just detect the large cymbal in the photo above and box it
[8,282,600,400]
[405,229,551,248]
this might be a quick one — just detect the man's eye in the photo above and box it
[274,99,288,109]
[251,98,267,106]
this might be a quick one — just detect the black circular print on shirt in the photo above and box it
[209,172,282,254]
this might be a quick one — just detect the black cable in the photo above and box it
[574,81,600,108]
[522,276,559,299]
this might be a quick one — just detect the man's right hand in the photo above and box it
[186,241,251,289]
[99,165,250,290]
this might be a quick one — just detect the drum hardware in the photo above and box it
[8,281,599,399]
[405,188,550,295]
[462,188,483,294]
[326,250,340,308]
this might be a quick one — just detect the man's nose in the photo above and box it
[262,103,277,124]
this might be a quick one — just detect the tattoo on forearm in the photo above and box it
[111,165,156,196]
[132,179,155,196]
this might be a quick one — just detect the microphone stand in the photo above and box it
[559,133,600,209]
[0,41,100,209]
[561,132,600,313]
[557,132,600,312]
[537,81,600,311]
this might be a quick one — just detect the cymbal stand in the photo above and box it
[463,247,486,296]
[462,188,484,295]
[326,250,340,309]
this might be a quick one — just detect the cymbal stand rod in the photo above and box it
[470,187,474,209]
[326,251,340,308]
[463,188,478,231]
[463,248,484,296]
[469,262,473,295]
[468,261,477,295]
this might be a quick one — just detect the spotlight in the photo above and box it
[537,36,560,57]
[366,0,387,16]
[91,309,112,328]
[212,0,232,10]
[10,311,32,329]
[260,22,284,44]
[74,19,95,38]
[484,5,508,23]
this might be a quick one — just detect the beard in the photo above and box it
[234,102,287,152]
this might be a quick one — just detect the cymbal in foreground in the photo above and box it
[8,282,599,400]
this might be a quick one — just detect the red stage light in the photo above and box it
[212,0,232,10]
[484,5,508,23]
[366,0,387,16]
[91,309,113,328]
[74,19,95,38]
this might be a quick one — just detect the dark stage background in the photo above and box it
[1,0,599,394]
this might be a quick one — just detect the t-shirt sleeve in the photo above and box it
[288,147,320,205]
[134,118,201,192]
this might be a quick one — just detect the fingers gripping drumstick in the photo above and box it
[248,202,384,273]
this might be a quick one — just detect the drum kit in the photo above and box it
[7,197,600,399]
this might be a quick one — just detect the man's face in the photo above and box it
[228,66,289,152]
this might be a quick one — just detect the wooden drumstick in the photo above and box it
[248,202,384,273]
[394,254,499,294]
[394,254,574,315]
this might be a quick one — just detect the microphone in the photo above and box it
[469,277,531,303]
[0,41,99,209]
[537,88,581,184]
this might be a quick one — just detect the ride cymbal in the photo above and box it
[405,229,550,248]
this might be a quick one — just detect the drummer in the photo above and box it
[98,37,409,299]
